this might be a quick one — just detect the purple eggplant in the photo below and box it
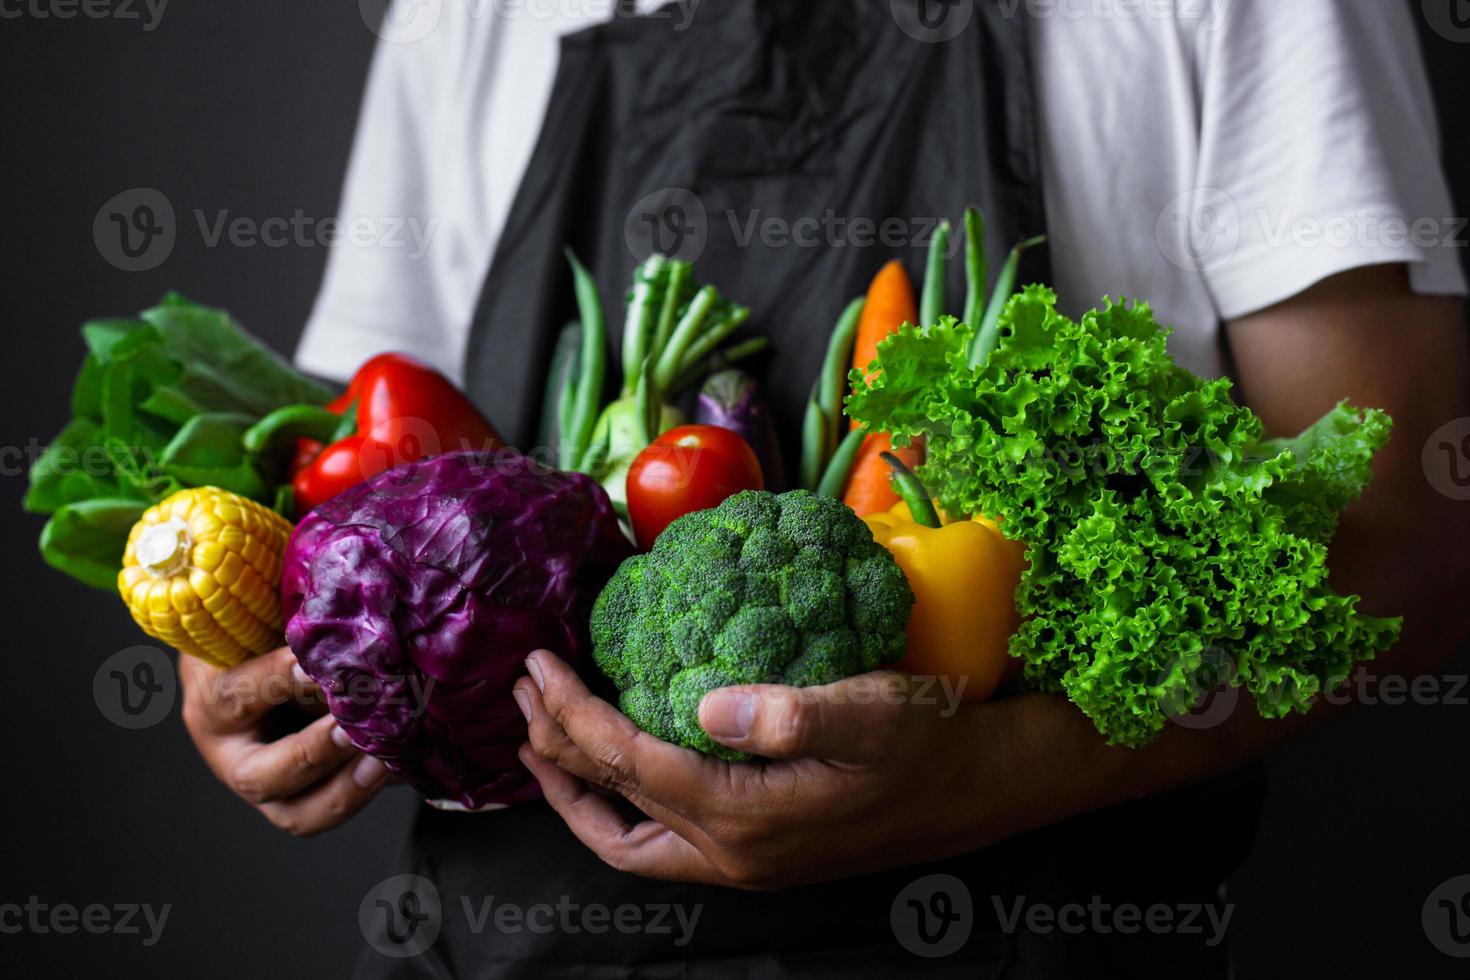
[695,369,786,490]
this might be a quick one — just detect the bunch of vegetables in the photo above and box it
[848,278,1401,746]
[550,253,764,510]
[25,294,334,590]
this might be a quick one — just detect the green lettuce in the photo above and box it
[847,285,1401,746]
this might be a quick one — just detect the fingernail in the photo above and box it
[525,653,546,691]
[700,690,758,740]
[292,663,314,687]
[353,755,389,788]
[513,687,532,722]
[331,724,353,749]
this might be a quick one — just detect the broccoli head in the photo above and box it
[590,490,914,759]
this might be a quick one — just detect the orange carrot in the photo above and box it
[843,433,921,517]
[850,260,919,395]
[843,261,923,515]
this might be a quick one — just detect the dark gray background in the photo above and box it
[1,3,1466,977]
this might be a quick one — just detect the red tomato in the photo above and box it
[626,425,764,550]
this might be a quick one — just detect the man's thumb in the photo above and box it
[697,674,905,760]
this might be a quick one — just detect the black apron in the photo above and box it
[361,2,1264,976]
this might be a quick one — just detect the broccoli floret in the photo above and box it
[589,490,915,759]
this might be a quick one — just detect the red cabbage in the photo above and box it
[281,451,633,810]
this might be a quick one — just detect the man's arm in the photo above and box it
[518,264,1470,888]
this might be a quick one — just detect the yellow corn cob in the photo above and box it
[118,487,294,668]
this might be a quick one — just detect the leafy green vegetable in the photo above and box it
[39,499,148,591]
[590,490,914,760]
[848,285,1401,746]
[25,294,333,590]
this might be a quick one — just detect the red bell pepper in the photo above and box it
[291,354,504,515]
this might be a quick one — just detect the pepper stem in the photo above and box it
[880,452,943,529]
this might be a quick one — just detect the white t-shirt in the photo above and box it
[295,0,1466,384]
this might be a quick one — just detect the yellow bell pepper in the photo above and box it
[864,500,1026,704]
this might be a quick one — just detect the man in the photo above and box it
[180,1,1469,974]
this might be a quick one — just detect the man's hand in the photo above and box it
[514,650,1060,889]
[180,646,392,837]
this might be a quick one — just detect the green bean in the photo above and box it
[968,235,1047,370]
[919,219,951,328]
[631,355,658,455]
[818,297,865,443]
[653,286,717,392]
[565,249,608,467]
[649,260,692,366]
[621,255,665,396]
[963,208,987,329]
[816,428,865,499]
[668,337,771,395]
[676,304,751,373]
[799,384,829,491]
[881,451,942,529]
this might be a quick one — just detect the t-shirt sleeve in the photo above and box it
[1196,0,1467,320]
[294,7,458,383]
